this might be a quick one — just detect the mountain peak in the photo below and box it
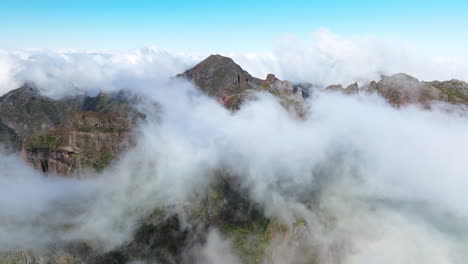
[177,54,262,97]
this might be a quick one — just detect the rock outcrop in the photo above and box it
[326,74,468,107]
[426,79,468,105]
[372,73,448,107]
[177,54,307,111]
[22,110,134,175]
[176,54,263,97]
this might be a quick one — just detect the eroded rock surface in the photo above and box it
[22,111,134,175]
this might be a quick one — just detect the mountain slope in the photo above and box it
[0,83,85,139]
[177,54,307,111]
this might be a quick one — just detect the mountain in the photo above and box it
[426,79,468,104]
[0,83,84,140]
[368,73,448,106]
[177,54,264,97]
[0,86,140,175]
[22,110,134,175]
[2,55,468,264]
[177,54,307,111]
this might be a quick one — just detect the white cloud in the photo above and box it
[0,47,200,98]
[1,31,468,262]
[2,29,468,99]
[233,29,468,86]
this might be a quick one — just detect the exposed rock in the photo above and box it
[0,83,143,175]
[0,250,87,264]
[426,79,468,104]
[325,84,344,93]
[176,54,263,98]
[177,55,306,112]
[325,83,359,95]
[344,83,359,95]
[263,74,294,94]
[366,80,379,93]
[373,73,448,107]
[22,111,135,175]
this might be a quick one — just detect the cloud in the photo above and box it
[232,29,468,86]
[1,31,468,262]
[0,46,199,98]
[2,29,468,99]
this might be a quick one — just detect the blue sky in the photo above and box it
[1,0,467,55]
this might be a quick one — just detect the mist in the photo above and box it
[1,34,468,263]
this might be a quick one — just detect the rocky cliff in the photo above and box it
[0,85,140,175]
[22,110,134,175]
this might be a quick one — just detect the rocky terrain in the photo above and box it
[2,54,468,264]
[177,55,308,112]
[22,110,134,175]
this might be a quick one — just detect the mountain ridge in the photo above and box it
[2,54,468,264]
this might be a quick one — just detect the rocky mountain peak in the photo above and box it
[177,55,307,111]
[177,54,262,97]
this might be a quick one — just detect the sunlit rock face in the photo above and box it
[177,54,307,111]
[22,110,134,175]
[0,84,140,175]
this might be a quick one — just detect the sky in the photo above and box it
[1,0,468,56]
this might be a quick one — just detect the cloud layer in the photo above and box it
[2,30,468,98]
[1,30,468,263]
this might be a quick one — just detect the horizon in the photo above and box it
[1,0,468,57]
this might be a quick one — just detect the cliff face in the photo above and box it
[22,111,134,176]
[0,83,141,175]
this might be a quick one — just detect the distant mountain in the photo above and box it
[327,73,468,107]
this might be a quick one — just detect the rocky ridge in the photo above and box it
[177,54,307,112]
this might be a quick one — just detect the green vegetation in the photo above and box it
[0,122,21,151]
[94,148,114,170]
[436,86,467,102]
[220,212,270,264]
[225,94,241,109]
[25,134,61,150]
[80,148,115,172]
[266,88,282,97]
[72,123,123,133]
